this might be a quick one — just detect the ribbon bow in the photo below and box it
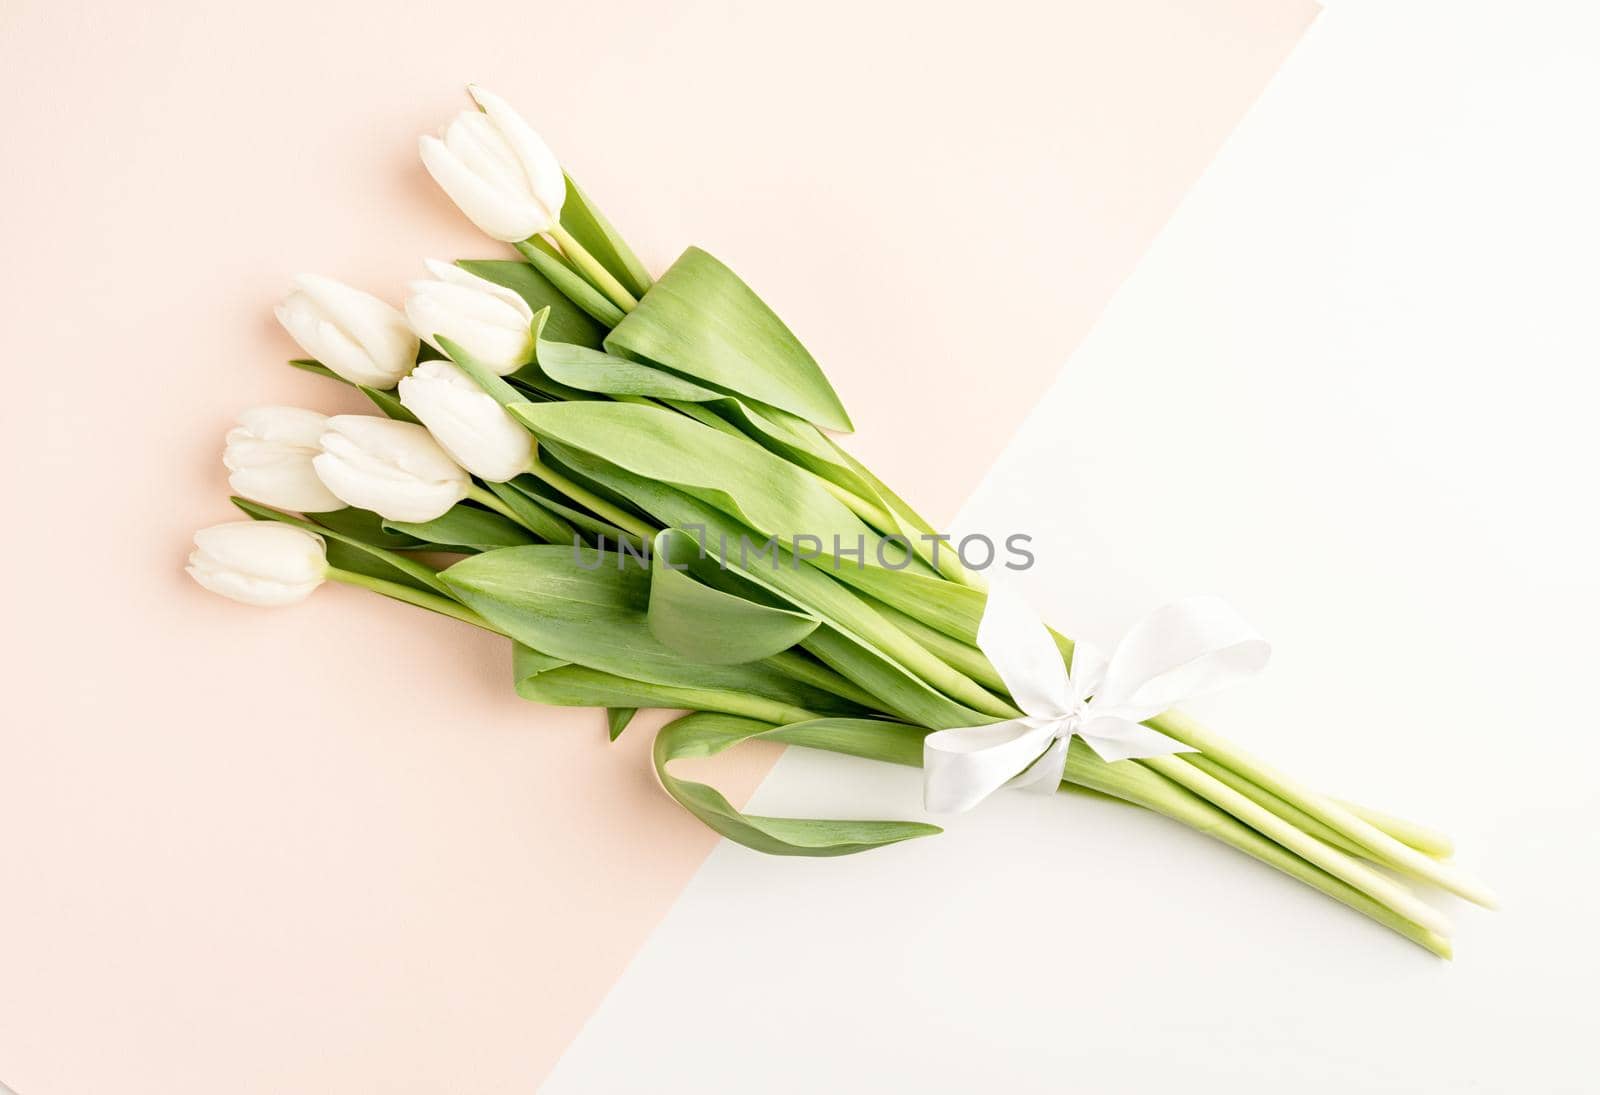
[923,585,1270,813]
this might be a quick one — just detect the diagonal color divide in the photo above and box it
[0,1,1316,1092]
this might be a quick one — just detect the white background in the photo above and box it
[547,2,1599,1091]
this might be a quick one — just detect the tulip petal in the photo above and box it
[420,134,544,243]
[425,258,535,323]
[397,361,533,481]
[314,416,471,522]
[446,110,527,201]
[468,83,565,222]
[187,521,327,607]
[292,274,417,387]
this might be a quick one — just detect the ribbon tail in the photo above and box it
[923,718,1057,813]
[1078,716,1196,764]
[1006,735,1074,795]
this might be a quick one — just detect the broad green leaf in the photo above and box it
[531,336,891,511]
[526,337,955,574]
[503,308,608,404]
[512,401,867,558]
[386,504,536,552]
[507,332,945,580]
[826,436,938,536]
[513,645,657,742]
[511,661,819,725]
[232,498,450,596]
[513,641,569,679]
[559,172,653,298]
[646,529,817,664]
[529,446,999,731]
[606,247,853,431]
[654,713,940,856]
[442,545,860,716]
[456,258,605,348]
[536,340,724,401]
[712,399,878,499]
[606,707,637,741]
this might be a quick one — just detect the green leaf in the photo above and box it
[711,399,877,496]
[512,400,867,558]
[537,340,724,401]
[386,504,536,552]
[306,507,427,551]
[456,258,606,348]
[512,640,570,679]
[483,480,577,545]
[502,475,639,547]
[607,247,853,431]
[232,498,451,596]
[437,335,528,411]
[559,172,653,298]
[606,707,637,741]
[284,362,421,423]
[519,401,981,628]
[442,545,860,716]
[527,446,999,731]
[654,713,940,856]
[359,385,420,423]
[646,529,817,664]
[509,660,816,725]
[287,358,341,382]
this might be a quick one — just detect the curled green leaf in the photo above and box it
[646,528,817,664]
[654,713,941,856]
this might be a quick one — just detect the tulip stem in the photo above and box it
[326,567,503,634]
[546,225,639,314]
[526,455,657,541]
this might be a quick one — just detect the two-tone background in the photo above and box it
[3,1,1594,1091]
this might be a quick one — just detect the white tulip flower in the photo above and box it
[187,521,328,607]
[404,259,535,375]
[274,274,419,389]
[419,84,566,243]
[223,406,346,512]
[313,415,471,523]
[398,360,533,483]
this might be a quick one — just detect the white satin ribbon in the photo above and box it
[923,585,1271,813]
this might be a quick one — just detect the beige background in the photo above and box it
[0,1,1314,1091]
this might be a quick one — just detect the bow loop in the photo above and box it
[1065,640,1108,709]
[975,582,1073,719]
[1094,594,1269,722]
[922,586,1269,813]
[1077,716,1192,764]
[922,717,1058,814]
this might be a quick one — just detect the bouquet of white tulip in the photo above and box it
[191,85,1493,956]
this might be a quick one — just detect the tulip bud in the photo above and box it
[404,260,535,375]
[313,415,471,522]
[398,361,533,483]
[223,406,346,513]
[187,521,328,607]
[274,274,419,389]
[419,84,565,243]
